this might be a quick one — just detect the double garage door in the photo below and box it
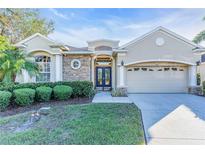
[127,66,188,93]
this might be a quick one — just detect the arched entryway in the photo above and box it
[94,55,113,90]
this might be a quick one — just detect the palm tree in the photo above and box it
[193,17,205,44]
[0,48,39,83]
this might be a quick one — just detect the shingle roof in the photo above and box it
[64,45,88,51]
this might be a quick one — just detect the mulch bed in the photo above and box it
[0,97,93,117]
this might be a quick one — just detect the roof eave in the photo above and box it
[63,51,94,55]
[119,26,202,49]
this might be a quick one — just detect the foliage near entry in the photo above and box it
[0,81,94,97]
[202,81,205,95]
[53,85,73,100]
[36,86,52,102]
[0,91,12,111]
[0,81,94,110]
[14,88,36,106]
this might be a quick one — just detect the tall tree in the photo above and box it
[193,17,205,44]
[0,35,39,82]
[0,9,54,44]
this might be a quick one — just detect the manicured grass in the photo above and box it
[0,103,144,145]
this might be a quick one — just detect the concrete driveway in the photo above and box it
[129,94,205,145]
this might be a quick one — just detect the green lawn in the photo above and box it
[0,103,144,145]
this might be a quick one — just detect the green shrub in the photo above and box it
[36,86,52,102]
[13,82,56,90]
[111,88,127,97]
[59,81,93,97]
[0,82,15,91]
[0,81,93,98]
[53,85,73,100]
[14,88,35,106]
[0,91,12,111]
[197,73,201,86]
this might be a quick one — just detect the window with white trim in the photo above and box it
[35,56,51,82]
[71,59,81,69]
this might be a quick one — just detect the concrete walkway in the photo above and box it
[129,94,205,145]
[92,92,132,103]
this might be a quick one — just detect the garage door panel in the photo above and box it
[127,66,188,93]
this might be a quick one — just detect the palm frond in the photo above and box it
[193,30,205,43]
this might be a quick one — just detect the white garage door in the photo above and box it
[127,66,188,93]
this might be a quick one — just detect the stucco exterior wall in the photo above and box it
[116,30,200,87]
[117,31,200,65]
[63,55,91,81]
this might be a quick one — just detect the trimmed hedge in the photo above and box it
[36,86,52,102]
[0,81,94,98]
[0,81,94,109]
[203,81,205,95]
[53,85,73,100]
[0,91,12,111]
[14,88,36,106]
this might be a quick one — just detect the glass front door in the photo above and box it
[96,67,111,88]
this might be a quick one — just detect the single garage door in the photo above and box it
[126,66,188,93]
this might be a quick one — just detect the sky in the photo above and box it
[39,8,205,47]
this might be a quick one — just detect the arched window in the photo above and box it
[95,46,112,51]
[35,55,51,82]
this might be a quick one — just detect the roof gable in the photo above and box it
[120,26,201,49]
[15,33,57,47]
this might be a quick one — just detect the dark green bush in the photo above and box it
[203,81,205,89]
[0,81,93,98]
[36,86,52,102]
[57,81,94,97]
[197,73,201,86]
[0,91,12,111]
[0,82,15,91]
[53,85,73,100]
[14,88,35,106]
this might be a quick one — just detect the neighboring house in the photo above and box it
[15,26,204,93]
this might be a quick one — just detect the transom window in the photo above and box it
[164,67,170,71]
[171,67,177,71]
[134,68,140,71]
[127,67,185,72]
[35,56,51,82]
[141,68,147,71]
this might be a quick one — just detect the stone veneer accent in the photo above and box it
[63,55,91,81]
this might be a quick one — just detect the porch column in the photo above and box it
[55,54,62,81]
[189,65,197,86]
[112,58,115,89]
[22,69,29,83]
[91,57,95,85]
[119,65,125,87]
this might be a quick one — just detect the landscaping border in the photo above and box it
[0,81,94,111]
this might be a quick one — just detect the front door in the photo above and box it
[96,67,112,89]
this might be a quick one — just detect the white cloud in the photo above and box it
[49,8,74,20]
[50,9,205,47]
[49,27,108,47]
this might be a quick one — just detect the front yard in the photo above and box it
[0,103,144,145]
